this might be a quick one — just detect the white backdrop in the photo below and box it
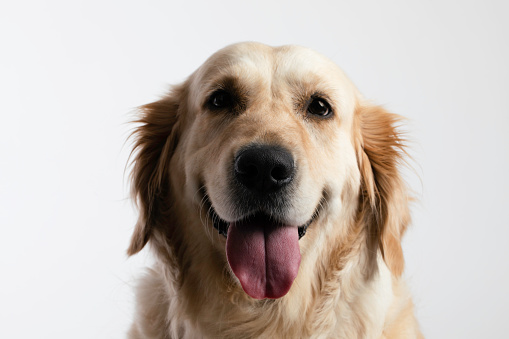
[1,1,508,338]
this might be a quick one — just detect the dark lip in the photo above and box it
[201,188,324,240]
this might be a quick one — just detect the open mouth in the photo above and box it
[200,188,324,300]
[202,193,319,240]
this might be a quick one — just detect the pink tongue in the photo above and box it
[226,216,301,299]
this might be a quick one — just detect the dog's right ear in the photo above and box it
[127,84,186,256]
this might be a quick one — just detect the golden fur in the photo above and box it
[127,42,423,338]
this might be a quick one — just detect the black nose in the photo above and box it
[234,145,295,194]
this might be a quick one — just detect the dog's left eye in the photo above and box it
[307,97,332,117]
[208,90,234,110]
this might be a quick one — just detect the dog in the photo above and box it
[127,42,423,338]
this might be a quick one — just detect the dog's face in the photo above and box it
[183,43,362,299]
[128,42,408,301]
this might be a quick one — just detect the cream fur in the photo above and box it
[127,42,423,338]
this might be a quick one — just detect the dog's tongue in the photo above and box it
[226,216,301,299]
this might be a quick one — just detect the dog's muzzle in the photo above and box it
[207,144,311,239]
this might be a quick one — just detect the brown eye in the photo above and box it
[307,97,332,117]
[208,90,234,109]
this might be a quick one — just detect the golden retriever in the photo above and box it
[127,42,423,338]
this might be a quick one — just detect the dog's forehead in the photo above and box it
[221,43,333,74]
[196,42,353,90]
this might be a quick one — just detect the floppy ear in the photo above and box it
[355,104,411,276]
[127,84,185,256]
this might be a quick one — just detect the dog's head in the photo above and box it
[127,42,410,300]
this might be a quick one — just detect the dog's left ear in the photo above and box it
[127,84,186,256]
[355,104,411,277]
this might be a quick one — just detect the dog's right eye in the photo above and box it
[208,90,234,110]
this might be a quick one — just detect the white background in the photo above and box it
[1,1,508,338]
